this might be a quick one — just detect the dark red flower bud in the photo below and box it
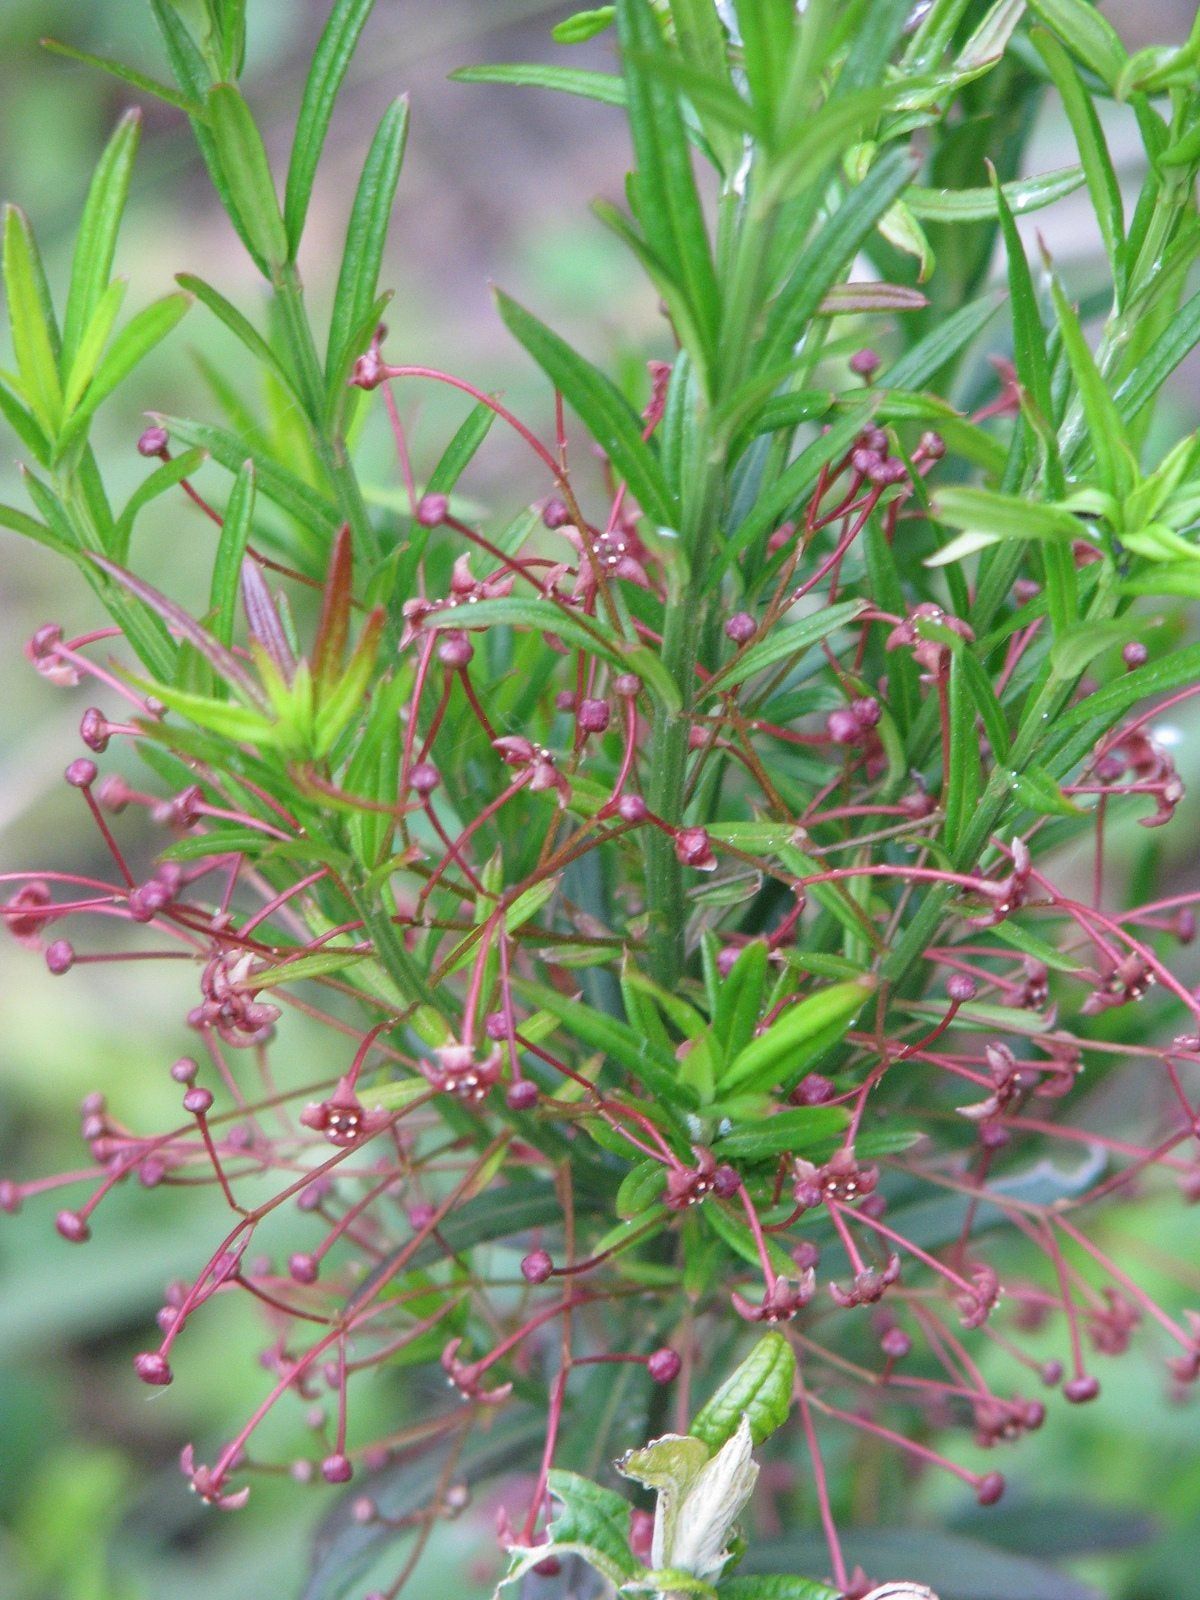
[725,612,756,644]
[541,498,571,529]
[79,708,110,752]
[647,1347,682,1384]
[975,1471,1006,1505]
[322,1453,354,1484]
[506,1080,539,1111]
[577,698,610,733]
[134,1351,173,1385]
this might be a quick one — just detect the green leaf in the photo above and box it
[906,165,1085,222]
[719,1580,838,1600]
[155,414,340,541]
[1031,30,1124,293]
[206,83,289,273]
[1026,0,1127,90]
[943,653,983,852]
[719,980,873,1096]
[1050,642,1200,740]
[1113,285,1200,423]
[40,38,201,114]
[500,1471,640,1591]
[176,273,297,393]
[988,919,1083,973]
[1005,762,1084,818]
[112,446,207,562]
[932,487,1083,544]
[884,291,1002,390]
[284,0,376,257]
[759,146,917,374]
[426,401,495,495]
[1049,277,1132,498]
[210,461,256,647]
[615,0,719,359]
[516,978,698,1113]
[62,279,127,413]
[450,62,626,108]
[57,292,192,456]
[707,600,867,691]
[61,110,141,374]
[495,289,675,527]
[250,947,370,988]
[691,1333,796,1449]
[553,7,616,44]
[326,96,409,381]
[714,1106,850,1162]
[3,206,63,435]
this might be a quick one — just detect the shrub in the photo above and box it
[3,2,1200,1597]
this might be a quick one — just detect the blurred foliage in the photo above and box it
[0,3,1198,1599]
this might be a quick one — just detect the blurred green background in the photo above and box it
[0,3,1198,1598]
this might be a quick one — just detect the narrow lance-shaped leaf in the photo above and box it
[206,83,289,275]
[495,288,675,528]
[176,273,299,395]
[1049,275,1133,499]
[326,95,409,384]
[57,292,192,456]
[615,0,719,364]
[210,460,256,647]
[720,980,874,1095]
[91,553,263,703]
[3,206,64,435]
[284,0,376,257]
[241,557,297,681]
[40,38,201,115]
[1026,0,1128,90]
[1031,29,1124,301]
[61,109,141,372]
[449,62,626,108]
[312,524,354,684]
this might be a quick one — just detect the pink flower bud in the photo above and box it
[521,1249,553,1284]
[725,612,756,644]
[134,1351,173,1385]
[647,1347,681,1383]
[322,1453,354,1484]
[56,1209,90,1243]
[65,758,98,789]
[416,493,449,526]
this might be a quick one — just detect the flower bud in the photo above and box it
[289,1252,320,1285]
[577,698,610,734]
[56,1209,90,1243]
[321,1453,354,1484]
[137,425,169,457]
[975,1471,1005,1505]
[409,761,441,796]
[79,708,110,753]
[65,758,98,789]
[1063,1374,1100,1403]
[725,612,756,644]
[521,1249,553,1284]
[542,498,571,528]
[416,493,449,527]
[183,1086,214,1116]
[647,1347,682,1384]
[506,1080,539,1111]
[850,348,881,378]
[616,794,647,823]
[46,939,75,975]
[134,1351,173,1385]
